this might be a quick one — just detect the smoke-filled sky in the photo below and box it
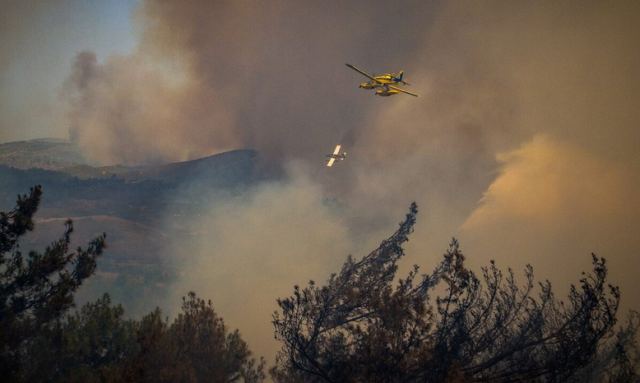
[0,0,138,143]
[2,0,640,364]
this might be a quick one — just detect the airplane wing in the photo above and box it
[333,144,341,155]
[326,157,336,167]
[388,85,419,97]
[346,64,380,83]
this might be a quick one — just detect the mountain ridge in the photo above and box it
[0,138,262,315]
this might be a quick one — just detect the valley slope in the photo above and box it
[0,139,260,315]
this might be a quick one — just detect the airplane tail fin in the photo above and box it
[396,71,410,85]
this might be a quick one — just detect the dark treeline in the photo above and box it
[0,187,264,382]
[1,188,638,382]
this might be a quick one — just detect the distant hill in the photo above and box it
[20,214,175,316]
[0,145,261,314]
[61,149,258,185]
[0,138,258,183]
[0,138,87,170]
[0,149,258,221]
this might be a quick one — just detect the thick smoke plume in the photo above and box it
[65,0,439,165]
[166,163,358,360]
[63,0,640,364]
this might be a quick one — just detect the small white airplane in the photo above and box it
[326,144,347,167]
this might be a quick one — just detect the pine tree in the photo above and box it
[0,186,106,379]
[272,203,633,382]
[121,292,266,383]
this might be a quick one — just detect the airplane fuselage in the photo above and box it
[358,74,401,89]
[326,153,347,160]
[375,86,401,97]
[373,73,402,84]
[359,82,379,89]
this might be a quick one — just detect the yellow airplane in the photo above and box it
[326,144,347,167]
[346,63,418,97]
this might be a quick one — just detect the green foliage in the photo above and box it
[0,187,264,382]
[272,203,636,382]
[2,187,635,382]
[25,292,265,383]
[24,294,137,382]
[120,292,265,383]
[0,185,106,378]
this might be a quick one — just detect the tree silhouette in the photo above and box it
[0,186,105,378]
[272,203,632,382]
[0,187,265,382]
[24,293,137,382]
[121,292,265,383]
[20,292,265,383]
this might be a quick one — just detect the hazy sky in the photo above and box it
[0,0,138,142]
[2,0,639,365]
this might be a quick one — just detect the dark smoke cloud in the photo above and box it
[65,0,441,165]
[62,0,640,364]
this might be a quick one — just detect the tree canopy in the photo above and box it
[0,187,264,382]
[272,203,637,382]
[1,188,637,382]
[0,185,105,377]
